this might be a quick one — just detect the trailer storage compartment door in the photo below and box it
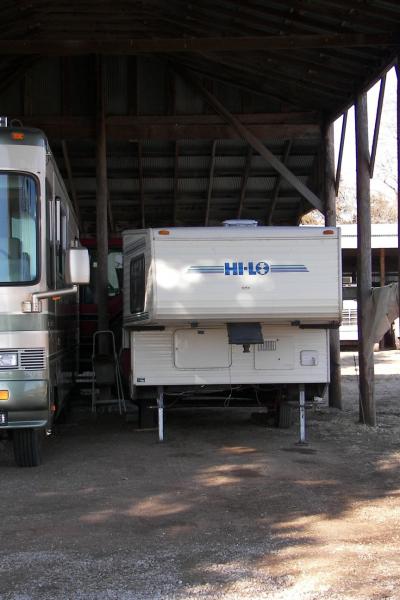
[174,328,231,369]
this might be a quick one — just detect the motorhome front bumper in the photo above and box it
[0,379,48,429]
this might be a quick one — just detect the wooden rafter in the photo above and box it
[0,33,397,55]
[173,141,179,224]
[237,146,252,219]
[176,67,323,212]
[266,140,293,225]
[61,139,81,227]
[335,111,348,196]
[137,141,145,228]
[14,114,319,141]
[370,75,386,179]
[205,140,217,226]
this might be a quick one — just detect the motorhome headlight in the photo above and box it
[0,352,18,368]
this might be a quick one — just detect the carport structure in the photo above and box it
[1,0,399,426]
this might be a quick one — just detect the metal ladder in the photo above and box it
[91,330,126,415]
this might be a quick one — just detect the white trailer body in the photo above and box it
[123,227,341,389]
[130,325,330,386]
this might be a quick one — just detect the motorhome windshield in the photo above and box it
[0,173,38,284]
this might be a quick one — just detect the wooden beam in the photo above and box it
[335,111,348,196]
[95,55,109,332]
[237,146,252,219]
[379,247,386,350]
[15,113,319,141]
[61,139,81,227]
[108,197,115,234]
[127,56,138,116]
[205,140,217,226]
[173,141,179,224]
[323,121,342,411]
[137,141,145,228]
[370,75,386,178]
[0,57,36,97]
[267,139,292,225]
[355,92,375,426]
[0,33,397,54]
[61,57,72,116]
[175,68,323,212]
[397,63,400,353]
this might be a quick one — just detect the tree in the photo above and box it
[300,185,397,225]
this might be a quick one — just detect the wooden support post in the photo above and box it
[379,247,386,350]
[355,92,375,426]
[397,64,400,352]
[380,248,386,287]
[96,56,109,333]
[323,122,342,410]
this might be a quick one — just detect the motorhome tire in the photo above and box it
[277,403,292,429]
[13,428,42,467]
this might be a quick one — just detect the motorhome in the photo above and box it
[123,224,342,440]
[0,121,89,467]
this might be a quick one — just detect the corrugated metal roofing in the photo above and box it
[0,1,399,231]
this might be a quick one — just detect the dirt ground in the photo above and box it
[1,350,400,600]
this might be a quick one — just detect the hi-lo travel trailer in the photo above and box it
[123,223,342,441]
[0,120,89,467]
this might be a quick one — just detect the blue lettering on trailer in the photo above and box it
[187,262,308,275]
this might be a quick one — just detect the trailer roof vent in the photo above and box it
[223,219,258,227]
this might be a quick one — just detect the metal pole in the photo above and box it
[157,386,164,442]
[355,92,375,426]
[298,383,306,444]
[96,55,109,334]
[323,121,342,410]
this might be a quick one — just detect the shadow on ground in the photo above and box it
[0,353,400,599]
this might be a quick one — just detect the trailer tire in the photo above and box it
[277,402,292,429]
[13,428,42,467]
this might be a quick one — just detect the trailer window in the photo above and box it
[130,255,145,314]
[0,173,38,284]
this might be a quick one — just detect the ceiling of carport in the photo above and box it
[0,0,399,233]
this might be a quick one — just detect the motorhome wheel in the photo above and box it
[13,428,43,467]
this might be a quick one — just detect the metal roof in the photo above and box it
[0,1,399,232]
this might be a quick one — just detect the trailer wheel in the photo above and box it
[277,402,292,429]
[13,428,42,467]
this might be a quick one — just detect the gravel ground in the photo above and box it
[1,350,400,600]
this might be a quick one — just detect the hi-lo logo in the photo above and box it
[187,262,308,275]
[224,261,269,275]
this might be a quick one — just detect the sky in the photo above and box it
[333,66,397,204]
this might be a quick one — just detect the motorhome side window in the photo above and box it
[0,173,38,284]
[56,198,67,280]
[46,180,55,288]
[130,254,145,314]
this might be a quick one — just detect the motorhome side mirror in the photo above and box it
[65,247,90,285]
